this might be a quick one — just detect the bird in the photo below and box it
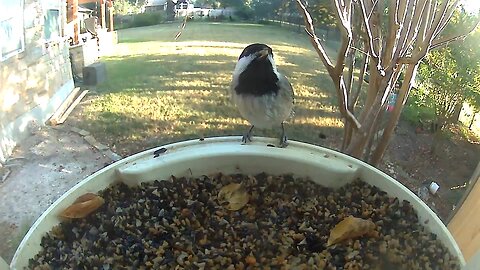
[230,43,295,147]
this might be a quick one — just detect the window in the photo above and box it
[44,9,61,41]
[0,0,24,61]
[42,0,62,42]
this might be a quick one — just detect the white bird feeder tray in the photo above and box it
[10,137,465,269]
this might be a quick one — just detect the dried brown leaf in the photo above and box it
[218,183,249,211]
[59,193,104,219]
[327,216,376,246]
[74,193,99,204]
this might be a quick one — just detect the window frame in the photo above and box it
[0,0,25,61]
[42,0,63,44]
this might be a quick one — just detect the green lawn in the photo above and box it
[71,22,343,156]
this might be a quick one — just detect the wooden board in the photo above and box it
[57,90,89,124]
[47,87,81,126]
[448,162,480,261]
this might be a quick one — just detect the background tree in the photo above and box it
[411,9,480,152]
[194,0,221,8]
[308,0,336,28]
[113,0,136,15]
[295,0,480,166]
[166,0,178,21]
[250,0,283,20]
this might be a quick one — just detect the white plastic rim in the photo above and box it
[10,136,465,269]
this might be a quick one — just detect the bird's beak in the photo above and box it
[257,49,269,59]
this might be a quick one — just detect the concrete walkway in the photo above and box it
[0,124,119,264]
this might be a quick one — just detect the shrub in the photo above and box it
[402,90,436,125]
[130,11,166,28]
[235,6,254,21]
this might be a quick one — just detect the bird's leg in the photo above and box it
[279,122,288,148]
[242,125,255,144]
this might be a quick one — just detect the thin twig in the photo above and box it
[296,0,335,70]
[350,46,371,57]
[430,16,480,49]
[433,0,460,39]
[368,0,380,20]
[358,0,379,59]
[174,14,188,40]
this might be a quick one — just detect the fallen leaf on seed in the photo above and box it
[218,183,249,211]
[59,193,104,219]
[327,216,376,246]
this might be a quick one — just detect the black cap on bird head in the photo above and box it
[239,43,273,60]
[235,43,279,96]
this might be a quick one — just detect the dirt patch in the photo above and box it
[382,121,480,222]
[0,124,113,264]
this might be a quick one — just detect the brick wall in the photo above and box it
[0,0,74,163]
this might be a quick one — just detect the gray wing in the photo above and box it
[277,73,295,119]
[278,74,294,104]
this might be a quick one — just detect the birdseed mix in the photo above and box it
[29,173,460,270]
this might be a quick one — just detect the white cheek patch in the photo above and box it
[267,54,280,80]
[233,54,256,78]
[233,54,278,79]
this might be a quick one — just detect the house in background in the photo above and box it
[0,0,74,163]
[0,0,115,163]
[144,0,194,17]
[144,0,168,12]
[176,0,194,17]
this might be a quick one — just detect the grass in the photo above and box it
[71,21,343,156]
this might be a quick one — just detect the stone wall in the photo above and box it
[0,0,74,163]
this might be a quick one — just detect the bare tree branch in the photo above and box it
[427,0,439,34]
[296,0,335,71]
[333,0,353,74]
[433,0,460,39]
[358,0,379,59]
[402,0,453,64]
[381,0,402,65]
[350,46,371,56]
[417,0,437,46]
[398,0,429,58]
[367,0,379,20]
[370,64,419,165]
[428,0,452,41]
[430,17,480,49]
[349,53,369,110]
[374,0,385,59]
[385,0,420,72]
[296,0,361,130]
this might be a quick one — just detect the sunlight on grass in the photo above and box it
[71,22,342,155]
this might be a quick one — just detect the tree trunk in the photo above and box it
[431,127,443,155]
[370,64,418,165]
[470,113,477,130]
[451,102,463,123]
[167,0,175,21]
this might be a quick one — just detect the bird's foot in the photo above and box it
[279,135,289,148]
[241,125,255,144]
[279,122,288,148]
[242,133,253,144]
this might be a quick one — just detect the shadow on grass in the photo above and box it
[70,51,342,156]
[74,109,343,156]
[118,22,308,44]
[68,22,345,156]
[95,54,236,94]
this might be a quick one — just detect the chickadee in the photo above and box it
[230,43,295,147]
